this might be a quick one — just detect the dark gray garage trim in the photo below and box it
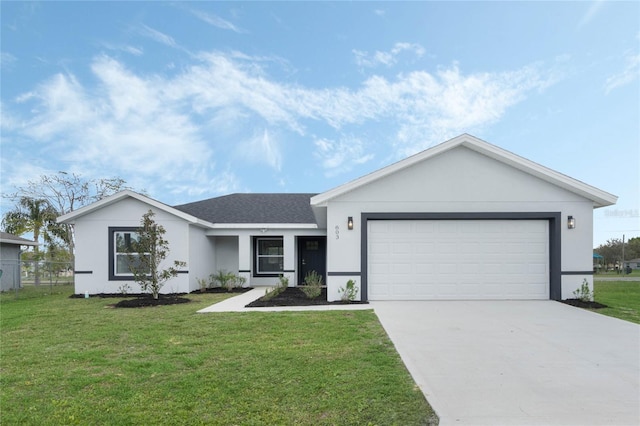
[360,212,562,301]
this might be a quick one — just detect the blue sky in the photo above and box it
[1,1,638,246]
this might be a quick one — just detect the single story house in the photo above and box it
[0,232,39,292]
[58,134,617,301]
[623,259,640,271]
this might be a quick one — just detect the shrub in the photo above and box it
[210,270,246,291]
[339,279,359,302]
[573,278,593,302]
[197,277,209,292]
[263,275,289,300]
[118,283,132,296]
[301,270,323,299]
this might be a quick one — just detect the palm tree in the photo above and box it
[1,197,59,285]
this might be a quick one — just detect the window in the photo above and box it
[255,237,284,276]
[109,227,150,280]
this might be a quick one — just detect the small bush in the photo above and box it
[210,270,246,292]
[339,279,359,302]
[263,275,289,300]
[301,271,323,299]
[197,277,209,292]
[118,283,132,296]
[573,278,593,302]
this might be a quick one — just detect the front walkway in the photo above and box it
[197,287,372,313]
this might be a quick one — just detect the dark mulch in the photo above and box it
[190,287,253,295]
[70,287,252,299]
[112,296,191,308]
[561,299,608,309]
[246,287,368,308]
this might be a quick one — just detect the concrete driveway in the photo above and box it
[372,301,640,425]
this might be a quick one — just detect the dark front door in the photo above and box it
[298,237,326,285]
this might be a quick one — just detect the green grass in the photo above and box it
[594,269,640,278]
[1,285,436,425]
[593,280,640,324]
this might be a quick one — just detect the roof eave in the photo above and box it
[209,223,319,229]
[0,238,39,246]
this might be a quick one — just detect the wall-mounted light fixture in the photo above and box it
[347,216,354,230]
[567,216,575,229]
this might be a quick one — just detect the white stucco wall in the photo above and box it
[72,198,191,295]
[188,225,217,291]
[323,146,598,301]
[214,236,239,274]
[206,228,326,287]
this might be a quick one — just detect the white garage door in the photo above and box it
[368,220,549,300]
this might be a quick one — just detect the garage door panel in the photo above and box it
[368,220,549,300]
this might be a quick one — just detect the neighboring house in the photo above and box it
[58,134,617,301]
[623,259,640,271]
[0,232,38,291]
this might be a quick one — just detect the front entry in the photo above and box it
[298,237,326,285]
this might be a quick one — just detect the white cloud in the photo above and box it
[604,52,640,94]
[242,129,282,171]
[100,42,143,56]
[1,52,17,69]
[138,24,178,48]
[353,42,425,68]
[10,55,216,198]
[189,8,245,33]
[4,50,556,191]
[577,1,605,29]
[314,136,374,177]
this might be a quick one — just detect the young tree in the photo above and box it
[1,197,58,285]
[2,172,136,256]
[128,210,186,300]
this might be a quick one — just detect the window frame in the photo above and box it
[253,237,284,277]
[108,227,150,281]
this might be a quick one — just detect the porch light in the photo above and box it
[567,216,575,229]
[347,216,354,230]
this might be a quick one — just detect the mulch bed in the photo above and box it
[190,287,253,295]
[112,296,191,308]
[561,299,608,309]
[246,287,368,308]
[70,287,253,308]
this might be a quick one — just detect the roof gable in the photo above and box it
[311,134,617,208]
[57,190,212,227]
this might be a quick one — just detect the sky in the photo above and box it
[1,1,638,247]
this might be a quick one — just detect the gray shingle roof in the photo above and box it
[173,193,318,224]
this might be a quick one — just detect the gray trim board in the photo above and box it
[562,271,594,275]
[74,271,93,274]
[360,212,562,302]
[328,272,361,276]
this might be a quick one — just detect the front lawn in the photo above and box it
[594,280,640,324]
[0,285,436,425]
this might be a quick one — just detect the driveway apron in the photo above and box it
[372,301,640,425]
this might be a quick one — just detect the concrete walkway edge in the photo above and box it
[197,287,372,313]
